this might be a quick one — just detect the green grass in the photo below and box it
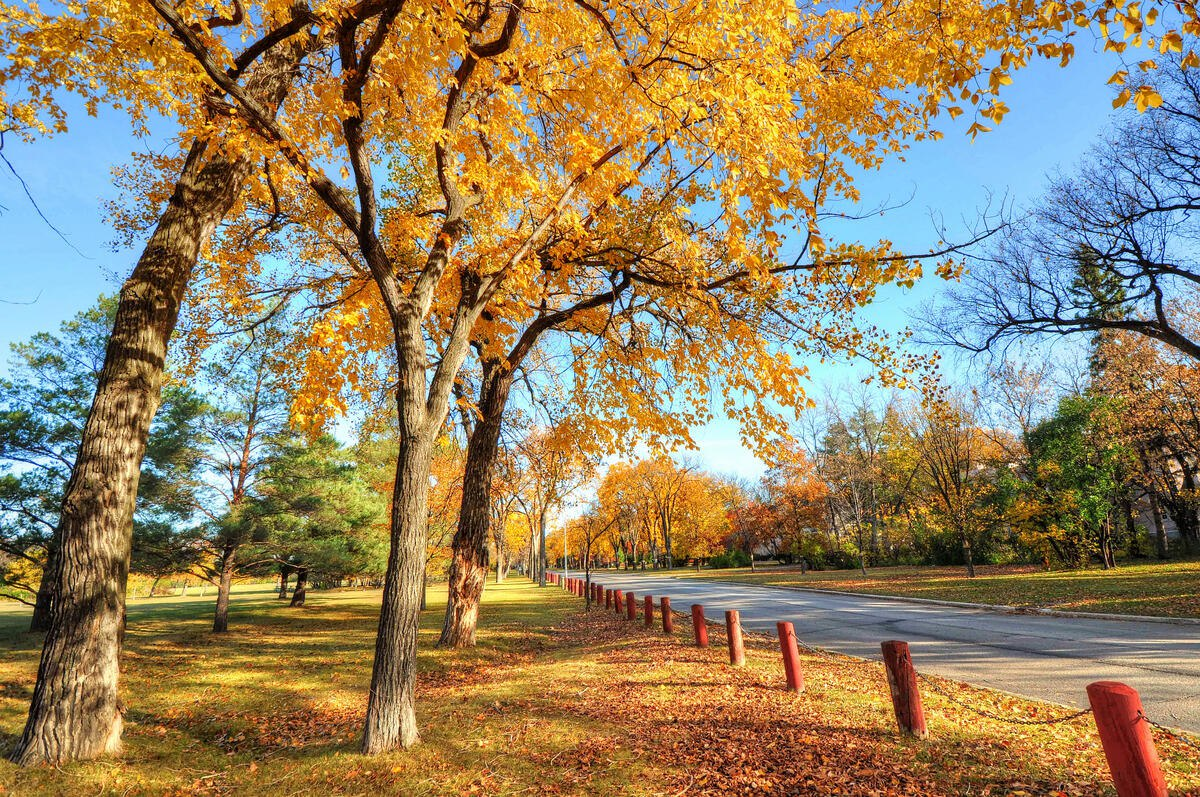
[1,578,1197,795]
[662,559,1200,618]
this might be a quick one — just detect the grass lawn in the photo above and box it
[665,559,1200,619]
[0,579,1196,795]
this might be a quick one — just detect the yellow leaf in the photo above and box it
[1134,86,1163,112]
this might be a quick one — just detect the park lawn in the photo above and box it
[0,581,1194,795]
[667,559,1200,618]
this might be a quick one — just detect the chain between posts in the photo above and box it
[915,672,1093,726]
[1139,711,1200,753]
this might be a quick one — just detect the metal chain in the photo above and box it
[916,672,1093,726]
[1139,712,1200,753]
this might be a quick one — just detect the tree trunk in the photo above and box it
[8,43,311,766]
[440,359,511,648]
[537,509,548,587]
[278,564,292,599]
[28,548,57,633]
[1150,493,1168,559]
[289,567,308,607]
[361,371,435,754]
[962,533,976,578]
[212,541,237,633]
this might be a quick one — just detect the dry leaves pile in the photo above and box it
[542,607,1199,796]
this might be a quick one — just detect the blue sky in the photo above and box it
[0,44,1130,479]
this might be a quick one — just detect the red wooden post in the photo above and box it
[725,610,745,666]
[881,640,927,738]
[661,597,673,633]
[644,595,654,628]
[776,621,804,693]
[614,590,623,613]
[605,588,612,609]
[626,591,637,620]
[1086,681,1167,797]
[691,604,708,647]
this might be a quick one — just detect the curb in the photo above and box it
[612,574,1200,627]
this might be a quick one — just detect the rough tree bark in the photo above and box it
[439,357,509,648]
[361,362,435,753]
[8,41,311,766]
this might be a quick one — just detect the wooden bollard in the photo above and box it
[644,595,654,628]
[614,590,623,613]
[661,597,673,633]
[1087,681,1167,797]
[725,610,745,666]
[691,604,708,647]
[776,621,804,693]
[881,640,927,738]
[605,588,612,609]
[626,591,637,620]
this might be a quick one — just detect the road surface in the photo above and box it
[567,570,1200,732]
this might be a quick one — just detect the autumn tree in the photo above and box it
[1091,332,1200,555]
[911,392,1009,577]
[759,446,833,565]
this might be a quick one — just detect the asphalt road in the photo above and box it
[568,570,1200,732]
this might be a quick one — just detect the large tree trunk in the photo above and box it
[289,567,308,607]
[439,359,511,648]
[212,541,237,633]
[9,144,249,767]
[962,532,976,578]
[8,43,310,767]
[362,351,436,754]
